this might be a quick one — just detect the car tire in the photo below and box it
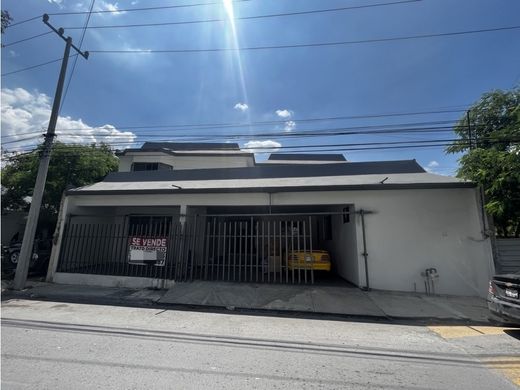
[9,250,19,265]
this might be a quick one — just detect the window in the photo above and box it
[131,162,172,171]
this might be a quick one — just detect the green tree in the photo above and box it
[1,143,119,226]
[446,87,520,237]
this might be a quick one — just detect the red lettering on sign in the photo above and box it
[129,236,167,247]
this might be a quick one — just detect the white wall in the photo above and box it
[64,186,494,297]
[274,188,494,297]
[322,207,359,286]
[118,152,254,172]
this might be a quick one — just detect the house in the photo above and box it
[46,142,495,297]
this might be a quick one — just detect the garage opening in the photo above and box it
[196,205,359,286]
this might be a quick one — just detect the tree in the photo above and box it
[1,10,12,34]
[1,143,119,228]
[446,87,520,237]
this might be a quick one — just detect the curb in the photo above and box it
[2,289,493,326]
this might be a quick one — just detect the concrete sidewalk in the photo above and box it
[158,281,490,322]
[1,279,491,323]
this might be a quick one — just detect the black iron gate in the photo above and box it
[57,214,325,284]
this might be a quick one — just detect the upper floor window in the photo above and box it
[131,162,173,171]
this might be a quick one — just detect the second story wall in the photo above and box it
[118,151,255,172]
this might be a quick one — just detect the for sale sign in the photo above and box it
[128,236,167,266]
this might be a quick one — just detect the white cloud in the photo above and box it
[425,160,440,173]
[234,102,249,112]
[243,140,281,153]
[275,109,292,119]
[95,1,124,15]
[1,88,136,151]
[284,120,296,132]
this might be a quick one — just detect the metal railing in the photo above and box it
[57,213,328,284]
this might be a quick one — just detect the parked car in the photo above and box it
[288,250,331,271]
[488,273,520,325]
[1,238,52,275]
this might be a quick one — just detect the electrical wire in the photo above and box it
[1,118,468,140]
[1,31,52,48]
[1,121,464,144]
[2,141,516,164]
[4,135,517,157]
[6,15,41,28]
[53,125,461,140]
[46,110,466,132]
[90,25,520,54]
[0,0,254,29]
[1,135,43,146]
[1,54,78,77]
[63,0,421,30]
[54,0,254,16]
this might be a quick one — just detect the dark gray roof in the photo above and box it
[103,160,425,183]
[268,153,346,161]
[141,142,240,151]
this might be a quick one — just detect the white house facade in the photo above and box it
[46,142,495,297]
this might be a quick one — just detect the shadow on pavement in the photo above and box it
[504,329,520,340]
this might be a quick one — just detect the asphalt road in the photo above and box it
[1,299,519,389]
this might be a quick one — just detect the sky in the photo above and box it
[1,0,520,175]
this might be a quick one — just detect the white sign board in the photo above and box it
[128,236,167,266]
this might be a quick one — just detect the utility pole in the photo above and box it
[13,14,89,290]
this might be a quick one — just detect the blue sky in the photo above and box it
[2,0,520,174]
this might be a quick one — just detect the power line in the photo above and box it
[1,54,78,77]
[1,0,253,29]
[47,109,466,132]
[5,135,517,156]
[0,118,467,140]
[7,15,41,28]
[60,0,96,114]
[1,31,52,48]
[4,138,518,162]
[54,124,460,140]
[1,125,460,149]
[51,0,252,17]
[91,25,520,54]
[1,135,43,146]
[1,120,461,145]
[2,131,44,139]
[64,0,421,30]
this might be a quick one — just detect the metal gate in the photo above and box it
[57,213,325,284]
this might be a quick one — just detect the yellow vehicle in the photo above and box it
[288,250,331,271]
